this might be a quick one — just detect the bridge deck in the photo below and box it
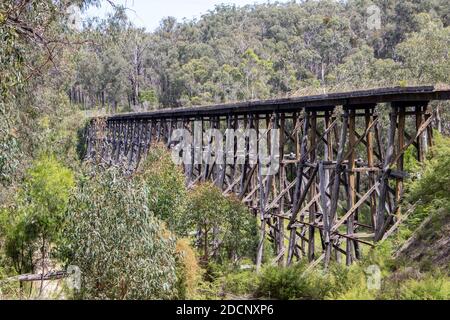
[107,86,450,120]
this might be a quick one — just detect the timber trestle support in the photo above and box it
[86,86,450,269]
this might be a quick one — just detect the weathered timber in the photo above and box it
[86,86,449,268]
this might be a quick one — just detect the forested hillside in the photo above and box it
[0,0,449,300]
[70,0,450,110]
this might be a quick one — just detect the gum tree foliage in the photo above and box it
[405,134,450,233]
[328,13,450,89]
[0,0,110,195]
[70,0,450,111]
[239,49,274,100]
[186,183,258,265]
[74,9,148,112]
[2,155,74,275]
[0,0,98,280]
[137,144,188,234]
[327,45,399,87]
[396,14,450,84]
[0,2,23,185]
[139,89,158,107]
[64,165,178,300]
[0,1,103,276]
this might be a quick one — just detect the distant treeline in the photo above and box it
[70,0,450,111]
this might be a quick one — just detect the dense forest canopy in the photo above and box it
[68,0,450,110]
[0,0,449,300]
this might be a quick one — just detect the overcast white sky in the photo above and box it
[85,0,292,31]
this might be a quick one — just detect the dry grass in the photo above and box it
[176,238,202,299]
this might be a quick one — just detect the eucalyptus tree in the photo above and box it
[0,0,103,186]
[65,165,178,300]
[186,183,258,265]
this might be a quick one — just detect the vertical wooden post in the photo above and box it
[193,118,203,182]
[256,114,266,272]
[122,120,130,161]
[99,120,107,162]
[167,118,174,147]
[262,113,276,264]
[375,106,397,241]
[396,106,406,219]
[135,120,144,168]
[147,120,154,151]
[426,122,434,149]
[239,114,249,194]
[424,104,433,150]
[110,121,117,165]
[142,120,151,158]
[308,111,317,262]
[328,110,348,264]
[231,114,239,193]
[156,119,162,142]
[127,120,136,167]
[277,113,286,265]
[346,109,356,265]
[365,109,376,231]
[354,169,361,260]
[416,106,424,162]
[294,112,301,160]
[185,118,194,184]
[115,121,122,163]
[287,112,310,265]
[324,111,333,202]
[323,111,332,262]
[319,160,331,267]
[203,118,212,181]
[219,115,232,190]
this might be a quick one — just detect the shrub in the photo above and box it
[256,263,333,300]
[408,133,450,208]
[397,133,450,270]
[3,210,38,275]
[0,129,20,186]
[0,266,22,300]
[382,274,450,300]
[398,276,449,300]
[334,283,376,300]
[328,264,376,300]
[186,183,258,265]
[3,155,74,275]
[256,261,384,300]
[194,277,223,300]
[222,271,259,296]
[64,165,178,300]
[137,144,188,234]
[24,154,75,221]
[175,238,201,299]
[139,89,158,106]
[365,242,396,275]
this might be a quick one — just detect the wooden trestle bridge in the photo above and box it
[87,86,450,269]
